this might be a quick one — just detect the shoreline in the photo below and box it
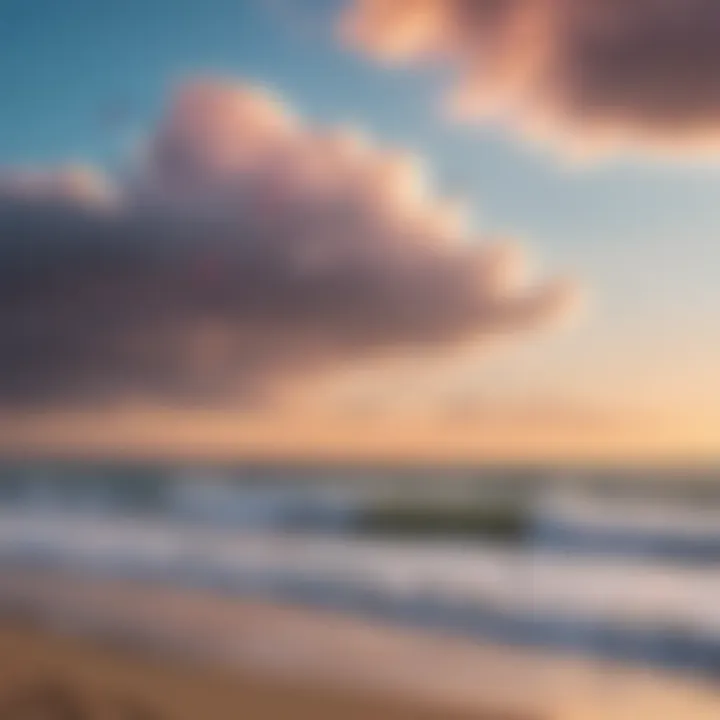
[0,568,719,719]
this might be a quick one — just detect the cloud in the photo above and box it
[0,79,576,408]
[343,0,720,154]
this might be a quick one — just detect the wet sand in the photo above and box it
[0,570,718,719]
[0,622,501,720]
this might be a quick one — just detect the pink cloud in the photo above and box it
[343,0,720,154]
[0,79,577,407]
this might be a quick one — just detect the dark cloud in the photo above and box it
[0,80,576,407]
[343,0,720,153]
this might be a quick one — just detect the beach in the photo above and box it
[0,621,488,720]
[0,570,536,720]
[0,571,538,720]
[1,569,720,720]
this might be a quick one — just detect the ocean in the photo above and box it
[1,461,719,678]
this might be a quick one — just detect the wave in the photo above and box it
[1,507,720,675]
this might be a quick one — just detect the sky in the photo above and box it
[0,0,719,462]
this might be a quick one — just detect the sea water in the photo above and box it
[0,463,719,676]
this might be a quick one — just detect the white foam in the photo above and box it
[2,509,720,636]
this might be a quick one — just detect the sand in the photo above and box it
[0,622,503,720]
[0,570,719,719]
